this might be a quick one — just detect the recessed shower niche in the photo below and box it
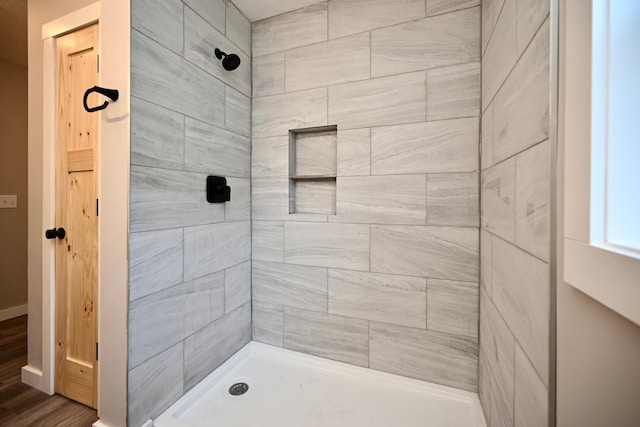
[289,125,337,215]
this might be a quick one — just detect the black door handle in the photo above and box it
[45,228,66,240]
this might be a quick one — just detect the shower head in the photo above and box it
[215,48,241,71]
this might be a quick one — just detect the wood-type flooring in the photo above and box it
[0,315,98,426]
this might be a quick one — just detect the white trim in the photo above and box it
[0,304,28,322]
[42,2,101,40]
[21,365,45,391]
[565,239,640,325]
[561,0,640,326]
[93,420,121,427]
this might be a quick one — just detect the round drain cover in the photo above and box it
[228,382,249,396]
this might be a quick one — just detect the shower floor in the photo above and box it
[153,342,486,427]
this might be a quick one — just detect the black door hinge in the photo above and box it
[96,199,99,217]
[96,342,99,361]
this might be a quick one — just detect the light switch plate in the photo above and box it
[0,195,17,208]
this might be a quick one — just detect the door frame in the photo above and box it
[22,2,130,425]
[41,2,102,398]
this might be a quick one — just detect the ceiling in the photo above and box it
[0,0,27,66]
[232,0,321,22]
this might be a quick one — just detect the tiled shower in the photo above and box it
[126,0,551,426]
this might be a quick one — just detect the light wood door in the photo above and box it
[54,23,99,409]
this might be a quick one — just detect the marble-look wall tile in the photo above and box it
[184,8,251,96]
[480,230,493,295]
[252,179,289,220]
[131,30,225,127]
[490,373,515,427]
[482,102,494,167]
[332,175,426,224]
[184,118,250,178]
[284,307,369,367]
[480,290,515,421]
[252,137,289,178]
[225,261,251,314]
[226,1,251,55]
[427,0,479,16]
[516,0,550,56]
[129,229,183,301]
[253,3,327,57]
[371,118,478,175]
[132,0,183,55]
[329,72,426,130]
[184,272,225,336]
[129,285,185,369]
[515,141,550,261]
[492,21,549,164]
[184,0,225,33]
[253,261,327,311]
[225,177,250,221]
[337,128,370,176]
[427,62,480,121]
[481,0,506,53]
[427,279,478,338]
[128,343,183,427]
[252,221,284,262]
[492,238,549,384]
[253,301,284,347]
[481,0,517,110]
[184,221,251,281]
[328,0,425,39]
[482,158,516,242]
[371,8,480,77]
[294,132,337,176]
[515,344,549,427]
[130,166,224,232]
[371,225,478,282]
[369,322,478,391]
[131,97,184,170]
[183,303,251,390]
[252,52,285,97]
[427,172,479,227]
[253,88,327,138]
[479,350,492,425]
[284,222,370,271]
[225,86,251,138]
[293,180,336,215]
[286,33,370,92]
[329,270,426,328]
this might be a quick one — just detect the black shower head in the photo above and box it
[214,48,241,71]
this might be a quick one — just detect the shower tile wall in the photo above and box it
[127,1,251,426]
[251,0,481,392]
[479,0,551,426]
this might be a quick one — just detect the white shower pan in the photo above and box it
[153,342,487,427]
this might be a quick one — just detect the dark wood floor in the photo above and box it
[0,315,98,426]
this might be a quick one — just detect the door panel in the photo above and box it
[54,23,99,409]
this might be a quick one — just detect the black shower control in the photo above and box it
[207,176,231,203]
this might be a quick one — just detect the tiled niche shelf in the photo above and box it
[289,125,338,215]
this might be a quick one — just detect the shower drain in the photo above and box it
[228,382,249,396]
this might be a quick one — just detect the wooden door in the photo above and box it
[54,23,99,409]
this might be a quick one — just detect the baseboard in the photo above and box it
[93,420,130,427]
[0,304,27,322]
[21,365,44,391]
